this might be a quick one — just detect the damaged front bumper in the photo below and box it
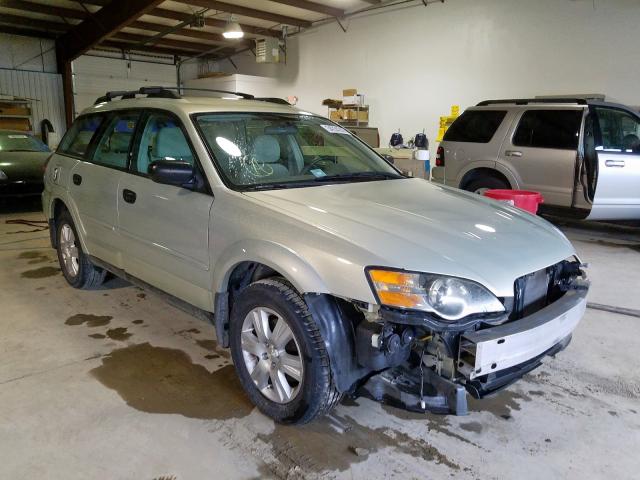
[357,287,588,415]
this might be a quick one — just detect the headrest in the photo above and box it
[154,127,191,159]
[110,132,131,153]
[253,135,280,163]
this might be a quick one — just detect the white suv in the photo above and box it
[43,87,588,424]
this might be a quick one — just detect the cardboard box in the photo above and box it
[357,110,368,122]
[330,110,342,121]
[343,94,363,106]
[343,88,357,96]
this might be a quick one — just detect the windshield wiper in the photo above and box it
[313,171,403,182]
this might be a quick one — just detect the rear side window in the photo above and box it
[513,110,582,150]
[443,110,507,143]
[58,114,105,158]
[91,113,140,169]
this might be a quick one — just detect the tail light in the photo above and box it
[436,146,445,167]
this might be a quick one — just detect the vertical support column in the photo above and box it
[56,40,75,129]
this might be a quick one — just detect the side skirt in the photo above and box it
[88,255,216,327]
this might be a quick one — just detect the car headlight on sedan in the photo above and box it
[367,269,504,321]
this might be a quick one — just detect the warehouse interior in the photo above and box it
[1,1,639,479]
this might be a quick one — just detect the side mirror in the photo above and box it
[382,154,395,165]
[148,160,194,187]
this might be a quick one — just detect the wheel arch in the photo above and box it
[459,167,515,190]
[212,240,331,347]
[46,196,89,252]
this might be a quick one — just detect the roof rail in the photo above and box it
[94,86,290,106]
[94,86,180,104]
[476,98,588,106]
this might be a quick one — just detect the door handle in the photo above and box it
[504,150,523,157]
[122,189,137,204]
[72,174,82,185]
[605,159,625,167]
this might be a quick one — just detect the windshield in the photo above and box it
[0,132,49,152]
[194,113,401,190]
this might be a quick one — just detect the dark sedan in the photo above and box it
[0,130,51,198]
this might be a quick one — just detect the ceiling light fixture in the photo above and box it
[223,15,244,39]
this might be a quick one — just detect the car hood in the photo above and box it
[243,178,576,297]
[0,151,49,180]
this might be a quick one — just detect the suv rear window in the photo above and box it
[443,110,506,143]
[513,110,582,150]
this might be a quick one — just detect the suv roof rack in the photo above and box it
[476,98,589,106]
[94,86,289,105]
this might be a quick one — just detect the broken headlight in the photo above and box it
[367,269,504,321]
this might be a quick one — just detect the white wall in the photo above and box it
[184,0,640,147]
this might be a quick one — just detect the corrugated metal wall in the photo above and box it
[0,68,65,145]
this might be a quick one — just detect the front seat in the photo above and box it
[253,135,288,178]
[147,127,193,172]
[622,133,640,153]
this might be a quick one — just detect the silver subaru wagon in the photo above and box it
[43,87,589,424]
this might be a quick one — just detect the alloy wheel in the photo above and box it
[59,224,79,277]
[240,307,304,404]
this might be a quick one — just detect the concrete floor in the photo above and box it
[1,199,639,480]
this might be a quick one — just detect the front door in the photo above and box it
[499,108,584,207]
[117,111,214,310]
[587,106,640,220]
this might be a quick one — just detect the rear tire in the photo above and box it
[464,175,510,194]
[56,210,106,289]
[229,277,341,424]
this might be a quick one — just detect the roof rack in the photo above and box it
[94,86,289,105]
[476,98,589,106]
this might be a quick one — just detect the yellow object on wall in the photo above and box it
[436,105,461,142]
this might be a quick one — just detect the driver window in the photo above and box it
[594,107,640,153]
[134,113,194,175]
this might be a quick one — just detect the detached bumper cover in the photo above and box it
[458,288,588,380]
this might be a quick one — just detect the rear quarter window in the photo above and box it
[513,110,582,150]
[57,114,105,158]
[443,110,507,143]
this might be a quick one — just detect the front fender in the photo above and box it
[213,238,330,295]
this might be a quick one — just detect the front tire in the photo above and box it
[229,278,341,424]
[56,210,106,289]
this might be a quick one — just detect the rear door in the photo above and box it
[118,110,214,310]
[499,108,583,207]
[439,108,509,187]
[587,105,640,220]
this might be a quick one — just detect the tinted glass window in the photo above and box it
[134,113,194,174]
[92,113,140,168]
[513,110,582,150]
[443,110,507,143]
[0,132,49,152]
[58,114,104,158]
[594,107,640,153]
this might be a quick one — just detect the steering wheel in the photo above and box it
[301,156,333,175]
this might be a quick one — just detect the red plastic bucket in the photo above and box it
[483,189,544,214]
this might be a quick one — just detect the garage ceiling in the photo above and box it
[0,0,374,61]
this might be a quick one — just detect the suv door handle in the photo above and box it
[504,150,523,157]
[72,174,82,185]
[122,189,137,204]
[605,159,625,167]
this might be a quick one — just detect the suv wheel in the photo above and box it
[56,211,106,289]
[465,176,510,195]
[229,278,341,424]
